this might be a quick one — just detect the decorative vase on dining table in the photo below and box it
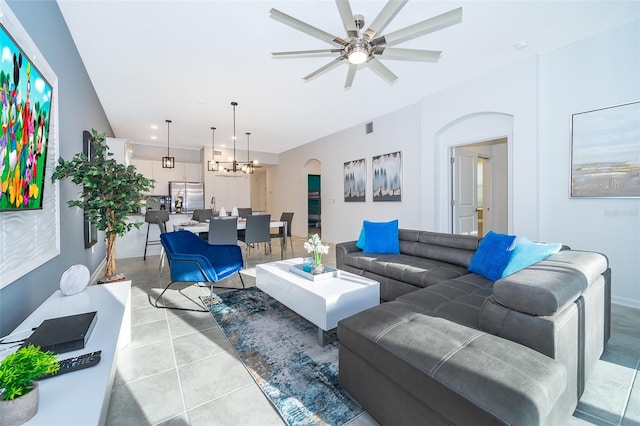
[311,263,325,275]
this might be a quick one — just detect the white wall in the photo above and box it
[538,21,640,308]
[273,103,423,243]
[273,21,640,308]
[421,56,539,238]
[1,0,113,334]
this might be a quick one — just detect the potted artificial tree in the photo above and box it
[0,345,59,426]
[52,129,154,282]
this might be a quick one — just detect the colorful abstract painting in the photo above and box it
[0,23,52,210]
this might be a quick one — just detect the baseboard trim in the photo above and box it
[612,296,640,310]
[89,258,107,285]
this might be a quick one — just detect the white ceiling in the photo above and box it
[57,0,639,154]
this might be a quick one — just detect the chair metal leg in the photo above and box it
[279,237,285,260]
[144,223,151,260]
[159,248,166,276]
[149,281,208,313]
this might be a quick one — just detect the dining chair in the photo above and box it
[144,210,170,260]
[152,230,245,312]
[237,207,253,218]
[270,212,294,257]
[191,209,214,239]
[239,214,271,260]
[208,216,238,245]
[192,209,214,222]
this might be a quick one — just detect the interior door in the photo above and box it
[451,147,478,235]
[480,157,493,235]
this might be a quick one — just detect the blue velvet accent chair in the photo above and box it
[151,230,245,312]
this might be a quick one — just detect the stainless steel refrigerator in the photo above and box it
[169,181,204,214]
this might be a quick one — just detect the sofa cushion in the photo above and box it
[397,273,494,329]
[399,230,479,268]
[492,250,608,316]
[356,219,400,254]
[468,231,516,281]
[502,236,562,277]
[338,302,567,426]
[341,251,469,289]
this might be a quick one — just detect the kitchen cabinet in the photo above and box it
[130,159,201,195]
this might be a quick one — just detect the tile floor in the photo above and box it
[106,236,640,426]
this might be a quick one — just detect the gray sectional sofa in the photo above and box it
[336,229,610,426]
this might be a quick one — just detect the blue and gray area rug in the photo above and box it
[201,287,364,426]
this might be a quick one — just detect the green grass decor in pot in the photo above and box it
[0,345,59,425]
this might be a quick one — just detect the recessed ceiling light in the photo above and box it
[150,135,158,140]
[514,40,528,50]
[150,124,158,130]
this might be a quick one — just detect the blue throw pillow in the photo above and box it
[468,231,516,281]
[356,225,366,250]
[501,237,562,277]
[357,220,400,254]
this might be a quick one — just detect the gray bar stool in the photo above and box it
[144,210,170,260]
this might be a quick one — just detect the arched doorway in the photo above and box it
[305,159,321,237]
[435,112,514,235]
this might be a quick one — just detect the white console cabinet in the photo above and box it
[2,281,131,426]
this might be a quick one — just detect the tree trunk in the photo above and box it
[105,233,117,278]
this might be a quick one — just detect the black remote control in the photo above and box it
[39,351,102,379]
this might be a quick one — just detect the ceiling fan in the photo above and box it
[270,0,462,88]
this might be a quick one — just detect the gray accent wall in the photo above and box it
[1,1,112,335]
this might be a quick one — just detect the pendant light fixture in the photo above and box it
[232,101,238,172]
[207,126,219,171]
[216,101,255,174]
[221,101,240,173]
[242,132,254,174]
[162,119,175,168]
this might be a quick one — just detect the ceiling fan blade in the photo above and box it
[375,47,442,62]
[270,8,348,46]
[363,0,408,41]
[345,64,357,88]
[273,49,342,57]
[367,57,398,83]
[375,7,462,47]
[303,57,346,81]
[336,0,358,38]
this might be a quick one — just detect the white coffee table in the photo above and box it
[256,258,380,346]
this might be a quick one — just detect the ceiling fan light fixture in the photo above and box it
[271,2,463,86]
[348,50,368,64]
[347,41,369,64]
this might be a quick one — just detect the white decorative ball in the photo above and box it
[60,264,90,296]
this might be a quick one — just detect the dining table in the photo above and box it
[174,217,288,259]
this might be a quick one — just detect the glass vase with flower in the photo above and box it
[303,233,330,275]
